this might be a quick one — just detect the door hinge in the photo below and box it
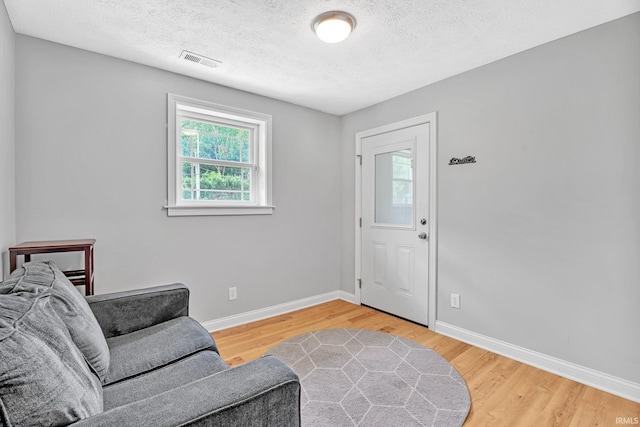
[357,278,362,289]
[359,217,362,228]
[356,154,362,165]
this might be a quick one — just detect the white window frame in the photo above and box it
[166,94,273,216]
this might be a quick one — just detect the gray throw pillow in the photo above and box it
[0,291,103,426]
[4,261,110,382]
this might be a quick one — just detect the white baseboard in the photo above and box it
[435,321,640,403]
[201,290,356,333]
[337,290,357,304]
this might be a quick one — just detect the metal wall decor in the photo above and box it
[449,156,476,165]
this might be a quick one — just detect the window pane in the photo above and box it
[180,118,251,163]
[181,162,251,201]
[375,149,413,225]
[392,152,412,180]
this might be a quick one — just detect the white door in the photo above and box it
[360,123,430,325]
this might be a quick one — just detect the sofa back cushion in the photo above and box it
[3,261,110,382]
[0,291,103,426]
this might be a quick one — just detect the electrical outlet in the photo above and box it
[228,287,237,301]
[450,293,460,309]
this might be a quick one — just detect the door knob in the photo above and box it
[418,232,428,240]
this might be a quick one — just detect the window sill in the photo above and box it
[165,204,275,217]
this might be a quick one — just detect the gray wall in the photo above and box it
[0,2,15,280]
[341,13,640,383]
[15,36,342,323]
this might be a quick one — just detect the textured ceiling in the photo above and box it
[4,0,640,115]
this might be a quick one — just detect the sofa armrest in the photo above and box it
[86,283,190,339]
[72,355,301,427]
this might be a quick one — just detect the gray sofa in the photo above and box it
[0,261,300,426]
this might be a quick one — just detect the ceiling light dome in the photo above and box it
[312,11,356,44]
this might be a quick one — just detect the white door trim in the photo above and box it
[355,113,438,327]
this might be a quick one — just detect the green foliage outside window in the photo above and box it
[180,119,252,201]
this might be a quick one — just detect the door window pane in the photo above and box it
[375,149,413,225]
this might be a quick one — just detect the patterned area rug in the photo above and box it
[266,329,471,427]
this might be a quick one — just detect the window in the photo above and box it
[375,149,413,225]
[167,94,273,216]
[390,150,413,207]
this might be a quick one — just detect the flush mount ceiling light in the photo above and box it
[312,11,356,43]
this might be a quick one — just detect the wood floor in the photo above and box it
[211,299,639,426]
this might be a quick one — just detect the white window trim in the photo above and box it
[166,94,274,216]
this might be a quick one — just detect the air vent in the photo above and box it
[179,50,221,69]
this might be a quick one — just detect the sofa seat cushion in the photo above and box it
[103,350,229,410]
[0,291,103,426]
[104,316,217,385]
[3,261,110,382]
